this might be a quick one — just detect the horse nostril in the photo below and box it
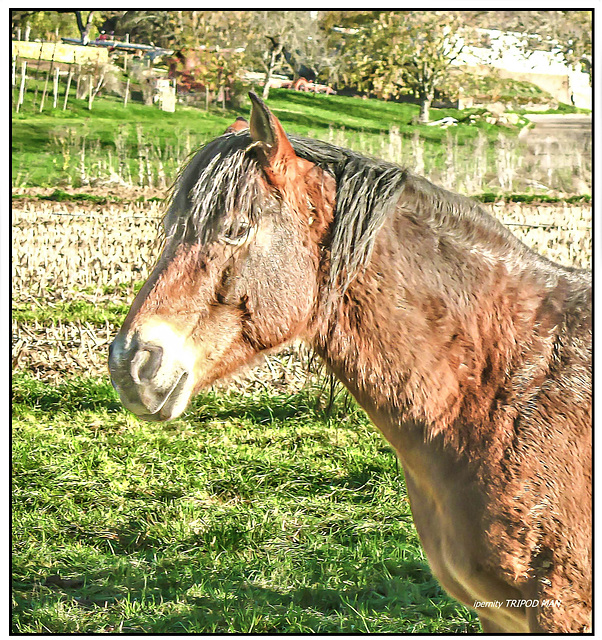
[130,344,163,384]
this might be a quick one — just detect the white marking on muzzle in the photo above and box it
[112,319,198,421]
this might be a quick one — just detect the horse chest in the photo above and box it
[371,413,530,631]
[401,453,485,593]
[399,447,530,632]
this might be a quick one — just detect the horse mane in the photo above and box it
[167,129,569,299]
[289,135,409,293]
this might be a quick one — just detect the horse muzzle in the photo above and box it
[108,322,196,422]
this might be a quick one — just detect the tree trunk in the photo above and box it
[418,91,434,124]
[262,38,283,101]
[74,11,95,45]
[262,49,278,100]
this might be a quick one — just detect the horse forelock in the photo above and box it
[166,132,265,244]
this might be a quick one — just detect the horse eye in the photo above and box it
[220,221,252,246]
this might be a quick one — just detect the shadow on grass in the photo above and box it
[12,371,339,426]
[272,92,415,130]
[13,549,476,633]
[268,90,497,143]
[189,388,330,424]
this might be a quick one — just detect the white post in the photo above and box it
[16,61,27,113]
[39,67,50,112]
[124,78,130,107]
[53,67,60,108]
[63,69,73,110]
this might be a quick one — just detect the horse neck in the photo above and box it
[312,203,563,455]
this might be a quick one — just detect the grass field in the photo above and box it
[12,374,480,633]
[12,87,519,192]
[12,200,591,634]
[12,86,591,196]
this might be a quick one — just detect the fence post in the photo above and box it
[39,43,58,113]
[53,67,60,109]
[39,67,50,112]
[63,66,73,110]
[16,61,28,113]
[80,137,87,185]
[75,64,82,99]
[124,78,130,107]
[32,47,44,108]
[12,56,17,108]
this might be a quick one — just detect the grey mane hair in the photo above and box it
[189,148,264,243]
[166,133,264,244]
[289,135,408,295]
[328,159,407,294]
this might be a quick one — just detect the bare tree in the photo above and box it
[74,11,95,45]
[243,11,336,99]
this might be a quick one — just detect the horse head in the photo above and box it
[109,93,335,421]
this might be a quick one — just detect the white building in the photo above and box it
[454,29,591,110]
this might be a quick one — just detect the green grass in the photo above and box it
[12,86,518,189]
[13,300,129,326]
[12,372,479,633]
[12,96,227,188]
[265,90,503,142]
[474,193,591,204]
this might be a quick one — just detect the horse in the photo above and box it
[109,92,592,633]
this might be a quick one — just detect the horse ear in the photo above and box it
[248,92,336,235]
[225,117,248,134]
[248,91,297,180]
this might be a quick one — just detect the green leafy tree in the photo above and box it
[345,11,468,122]
[11,10,89,41]
[317,11,374,88]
